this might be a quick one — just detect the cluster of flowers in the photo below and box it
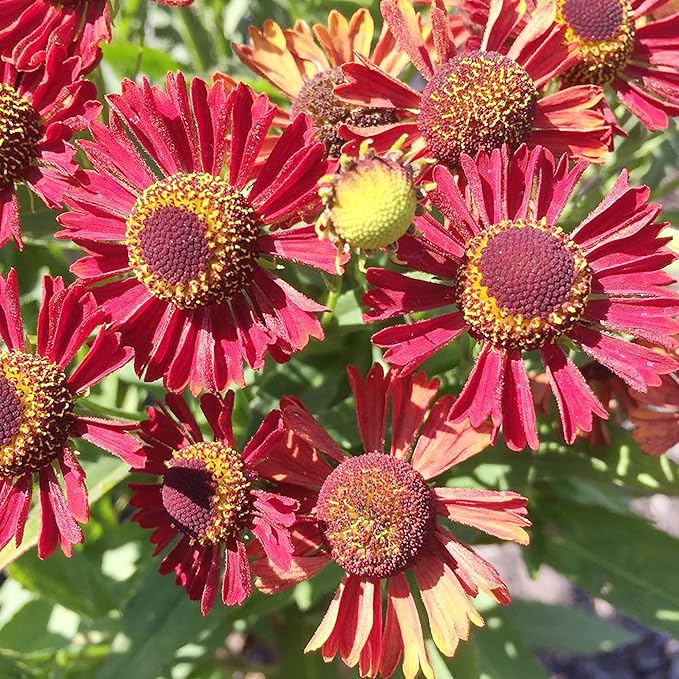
[0,0,677,676]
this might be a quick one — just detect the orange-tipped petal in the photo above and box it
[413,552,484,657]
[434,487,531,544]
[232,21,307,99]
[387,574,435,679]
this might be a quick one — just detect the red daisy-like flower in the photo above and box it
[363,144,679,451]
[0,43,100,249]
[467,0,679,129]
[0,0,110,72]
[253,364,530,678]
[57,75,339,394]
[230,8,467,156]
[0,270,139,559]
[554,0,679,129]
[129,392,299,615]
[335,0,617,165]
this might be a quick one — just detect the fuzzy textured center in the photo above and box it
[418,51,538,167]
[478,228,577,316]
[457,219,592,351]
[126,173,260,310]
[0,84,42,189]
[0,352,74,478]
[557,0,635,85]
[317,453,435,578]
[562,0,624,39]
[292,67,397,157]
[161,442,251,545]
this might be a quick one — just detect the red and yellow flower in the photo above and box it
[335,0,617,164]
[466,0,679,129]
[0,43,100,249]
[253,365,530,678]
[129,392,299,614]
[363,144,679,450]
[58,75,340,394]
[0,270,138,559]
[231,8,466,156]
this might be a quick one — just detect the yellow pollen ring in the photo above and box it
[0,352,74,478]
[0,83,42,188]
[168,442,251,545]
[126,172,260,310]
[457,218,592,351]
[557,0,636,85]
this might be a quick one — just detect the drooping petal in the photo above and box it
[433,487,531,544]
[540,343,608,443]
[222,539,252,606]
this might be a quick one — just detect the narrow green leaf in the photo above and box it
[509,601,637,653]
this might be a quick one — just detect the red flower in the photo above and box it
[58,75,339,394]
[364,144,679,450]
[0,44,100,249]
[555,0,679,129]
[0,0,110,72]
[0,270,138,559]
[579,351,679,454]
[466,0,679,130]
[253,365,530,678]
[230,8,467,156]
[129,392,299,615]
[335,0,616,165]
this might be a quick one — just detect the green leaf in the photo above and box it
[509,601,637,653]
[471,607,549,679]
[7,546,116,620]
[0,600,72,653]
[101,42,182,80]
[97,562,298,679]
[538,500,679,637]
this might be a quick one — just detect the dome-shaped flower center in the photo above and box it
[557,0,635,85]
[0,84,42,189]
[0,352,74,478]
[322,157,417,250]
[457,219,592,351]
[161,442,251,545]
[317,452,435,579]
[418,51,538,167]
[126,173,260,309]
[291,67,398,157]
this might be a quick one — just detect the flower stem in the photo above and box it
[321,275,342,328]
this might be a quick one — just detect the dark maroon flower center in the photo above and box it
[161,442,251,544]
[478,227,577,317]
[561,0,624,40]
[418,51,538,167]
[457,219,593,351]
[0,352,74,478]
[0,376,23,448]
[317,452,435,579]
[0,83,42,189]
[126,173,260,309]
[291,67,397,157]
[557,0,635,85]
[139,207,212,285]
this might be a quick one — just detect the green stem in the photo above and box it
[321,275,342,328]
